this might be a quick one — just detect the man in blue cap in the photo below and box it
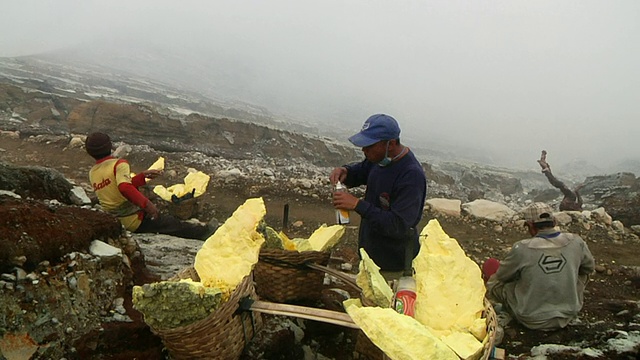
[329,114,427,281]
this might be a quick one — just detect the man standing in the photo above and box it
[485,202,595,330]
[329,114,427,281]
[538,150,583,211]
[85,132,216,240]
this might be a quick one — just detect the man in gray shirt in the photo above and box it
[485,202,595,330]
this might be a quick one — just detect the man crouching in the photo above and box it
[485,202,595,330]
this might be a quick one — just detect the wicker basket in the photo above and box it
[479,298,498,360]
[149,267,262,360]
[354,298,497,360]
[168,198,199,220]
[253,248,331,303]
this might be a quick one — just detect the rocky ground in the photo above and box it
[1,133,640,360]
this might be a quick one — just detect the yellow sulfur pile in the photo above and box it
[194,197,266,292]
[151,157,210,202]
[345,219,489,360]
[133,197,266,329]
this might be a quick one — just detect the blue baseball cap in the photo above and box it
[348,114,401,147]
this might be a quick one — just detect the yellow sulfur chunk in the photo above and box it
[153,170,210,201]
[153,184,186,201]
[356,249,393,308]
[345,304,459,360]
[307,224,345,251]
[194,198,266,293]
[441,331,484,360]
[278,231,297,251]
[291,237,312,252]
[183,171,209,197]
[413,219,486,335]
[470,317,488,341]
[343,297,362,309]
[148,157,165,171]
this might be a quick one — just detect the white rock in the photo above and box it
[553,212,573,226]
[426,198,462,217]
[592,207,613,226]
[68,136,85,149]
[69,186,91,205]
[612,220,625,232]
[462,199,516,222]
[112,144,132,158]
[0,190,21,199]
[89,240,122,258]
[217,168,243,179]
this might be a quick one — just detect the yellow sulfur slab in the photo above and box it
[148,157,165,171]
[183,171,210,197]
[194,198,266,293]
[345,304,459,360]
[414,219,486,333]
[356,249,393,308]
[307,224,345,251]
[441,331,485,360]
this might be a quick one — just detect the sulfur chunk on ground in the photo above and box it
[132,279,223,330]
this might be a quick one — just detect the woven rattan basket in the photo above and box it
[254,248,331,303]
[168,198,199,220]
[354,298,497,360]
[149,267,262,360]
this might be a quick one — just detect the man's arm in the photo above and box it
[342,159,372,188]
[493,243,524,283]
[579,239,595,275]
[538,150,576,199]
[114,161,156,218]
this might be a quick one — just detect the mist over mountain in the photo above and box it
[2,42,638,179]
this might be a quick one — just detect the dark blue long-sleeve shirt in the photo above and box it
[343,150,427,271]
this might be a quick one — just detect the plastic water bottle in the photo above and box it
[394,276,417,317]
[334,181,350,224]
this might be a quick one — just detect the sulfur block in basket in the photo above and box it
[348,219,496,360]
[254,223,344,303]
[132,279,223,329]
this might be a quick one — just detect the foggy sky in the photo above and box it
[2,1,639,171]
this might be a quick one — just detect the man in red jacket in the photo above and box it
[85,132,216,240]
